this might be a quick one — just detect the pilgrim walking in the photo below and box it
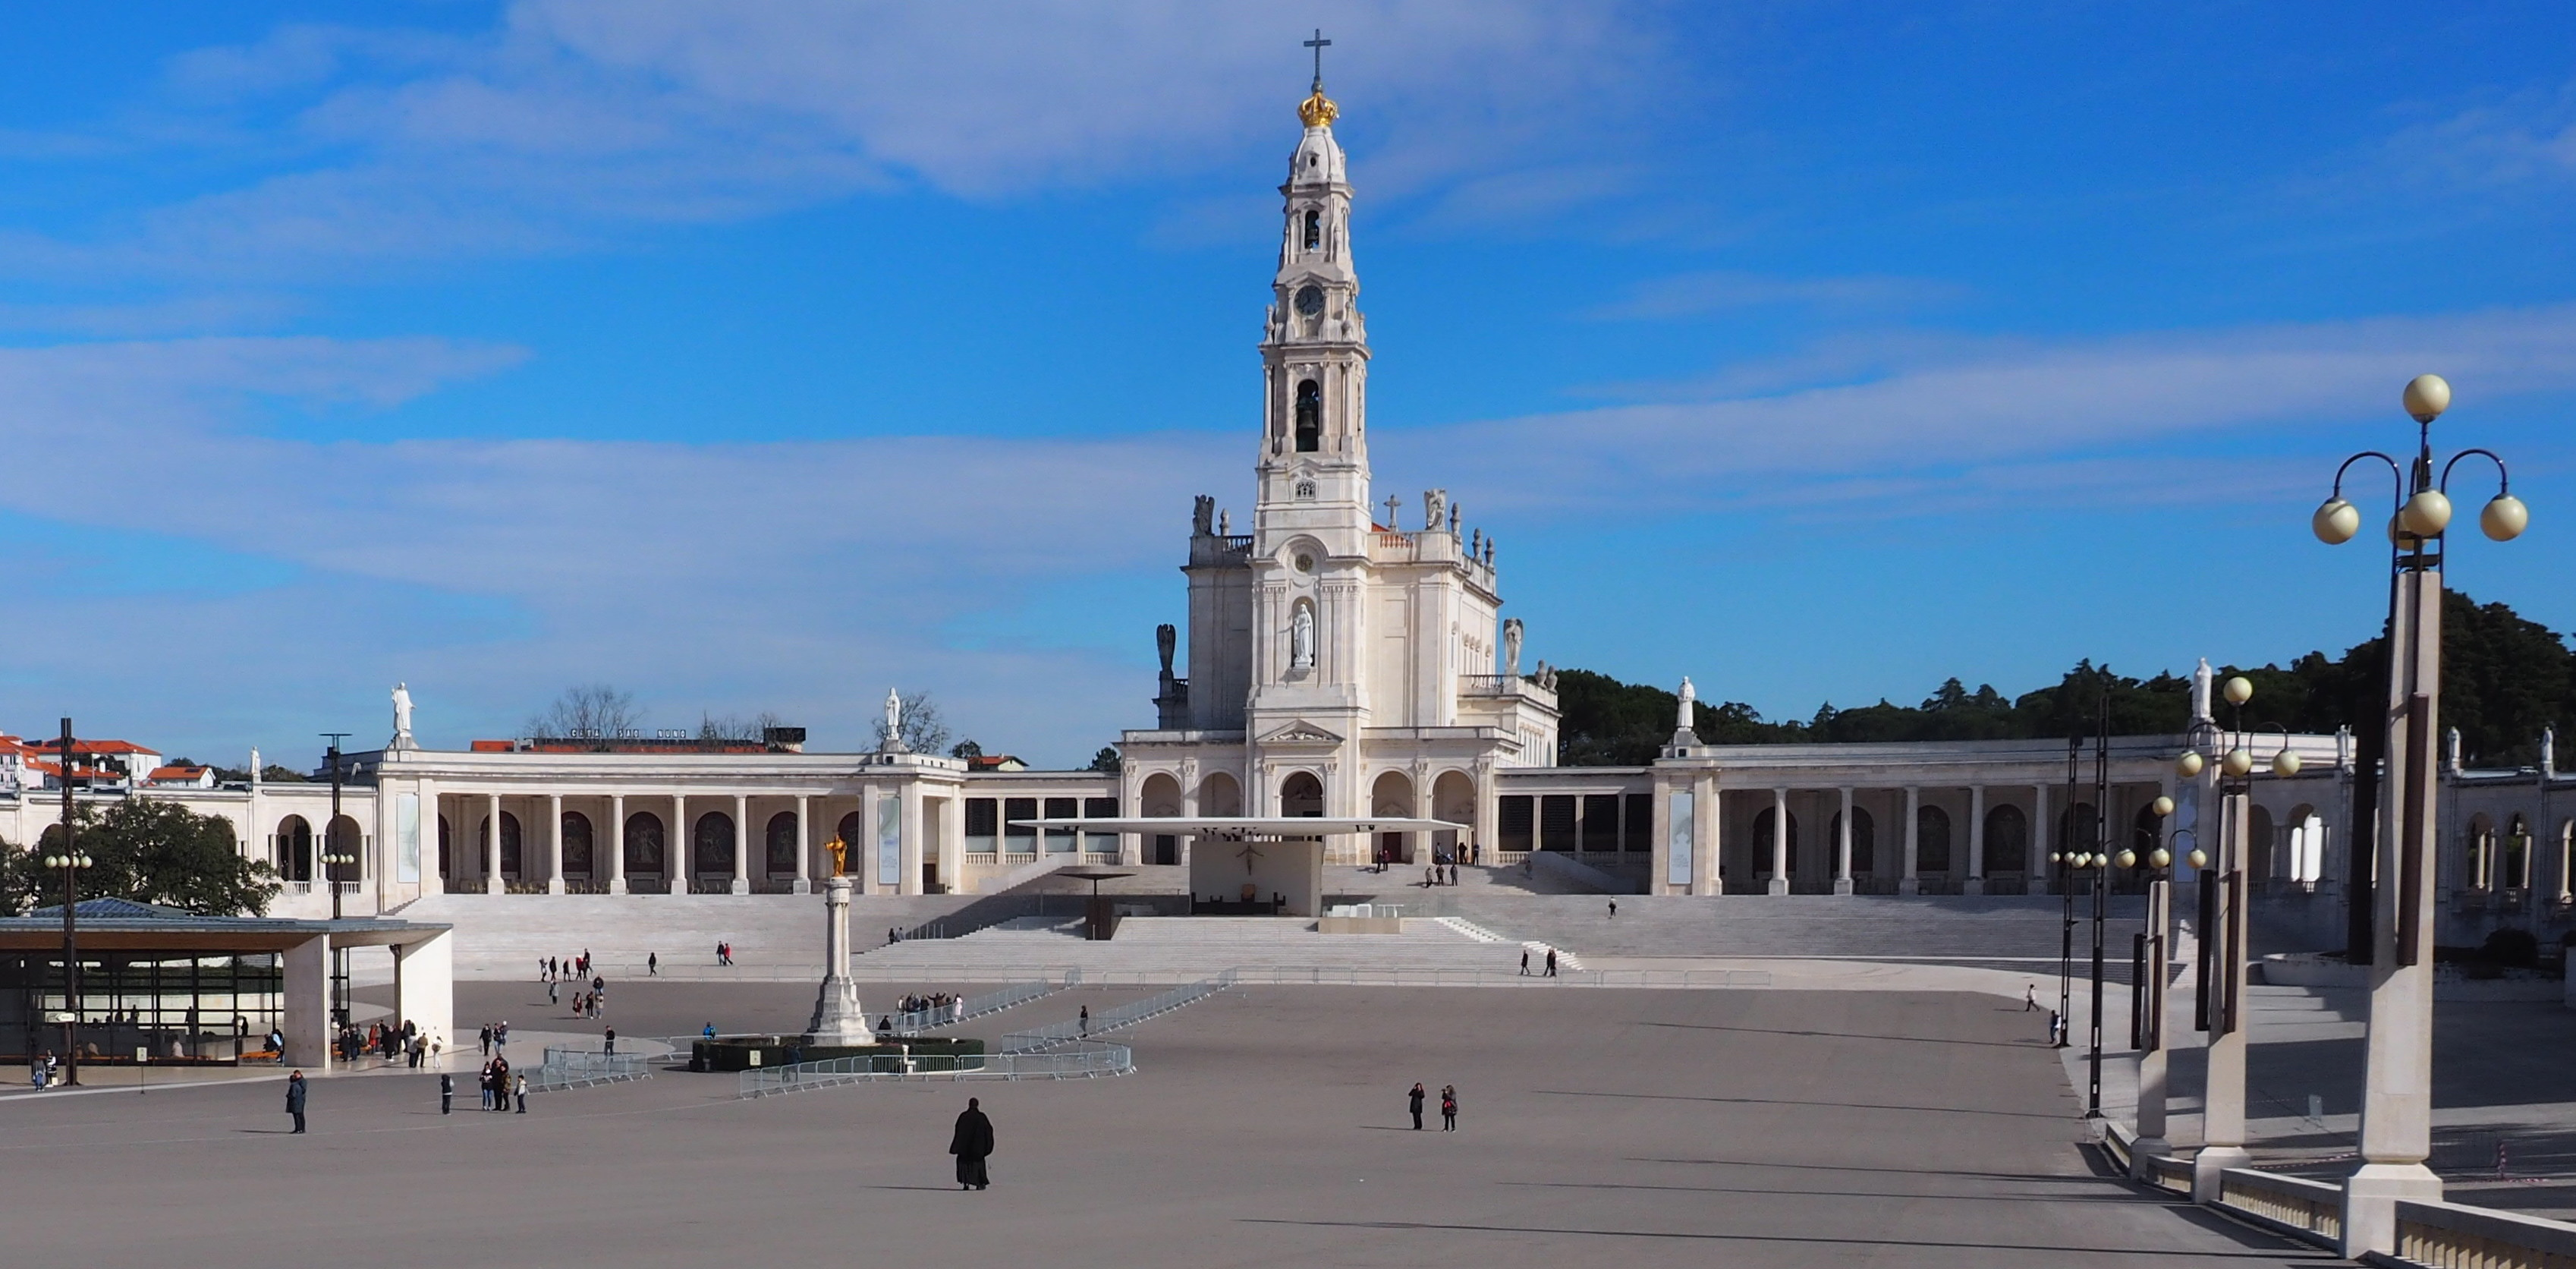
[285,1070,308,1134]
[950,1097,995,1190]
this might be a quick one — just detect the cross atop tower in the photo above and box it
[1304,29,1331,92]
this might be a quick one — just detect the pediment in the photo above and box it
[1257,720,1345,747]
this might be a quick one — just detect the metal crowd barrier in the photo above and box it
[737,1041,1131,1098]
[881,971,1080,1038]
[527,1048,655,1091]
[999,969,1238,1053]
[789,964,1777,989]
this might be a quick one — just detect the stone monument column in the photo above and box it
[805,878,870,1045]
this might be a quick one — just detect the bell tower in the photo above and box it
[1255,49,1371,540]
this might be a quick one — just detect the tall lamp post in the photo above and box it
[320,733,352,1028]
[2310,373,2527,1256]
[2125,795,2178,1170]
[42,713,93,1091]
[2187,676,2303,1198]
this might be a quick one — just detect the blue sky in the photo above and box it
[2,2,2573,767]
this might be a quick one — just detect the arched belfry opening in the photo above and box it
[1294,379,1321,452]
[1303,209,1320,250]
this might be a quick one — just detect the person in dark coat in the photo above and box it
[950,1097,995,1190]
[1409,1082,1426,1130]
[285,1070,308,1134]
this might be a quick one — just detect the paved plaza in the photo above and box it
[1,984,2326,1267]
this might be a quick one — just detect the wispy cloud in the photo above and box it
[1586,270,1966,321]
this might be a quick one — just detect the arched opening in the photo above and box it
[1302,208,1320,250]
[1984,804,2028,874]
[562,811,595,878]
[275,816,313,883]
[2467,813,2496,890]
[480,812,523,880]
[766,812,800,877]
[1198,772,1242,817]
[1752,807,1801,878]
[1371,770,1415,864]
[1280,771,1323,817]
[1433,770,1477,861]
[2248,805,2275,885]
[1140,773,1182,866]
[1294,379,1321,452]
[624,812,666,877]
[2056,802,2101,856]
[835,811,866,875]
[695,812,736,877]
[2506,814,2533,890]
[326,815,363,885]
[1917,805,1952,875]
[1828,807,1876,876]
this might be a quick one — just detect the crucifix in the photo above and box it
[1235,840,1266,875]
[1304,29,1331,91]
[1382,495,1401,528]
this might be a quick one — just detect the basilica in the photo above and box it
[0,79,2569,946]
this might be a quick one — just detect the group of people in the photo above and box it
[1423,861,1464,886]
[477,1020,513,1055]
[25,1050,60,1088]
[1518,947,1559,977]
[540,952,596,981]
[894,992,962,1023]
[568,977,609,1019]
[338,1019,429,1067]
[716,941,737,965]
[1407,1082,1461,1131]
[476,1054,527,1113]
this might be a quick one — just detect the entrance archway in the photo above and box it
[766,812,800,877]
[624,812,666,877]
[695,812,735,878]
[1279,772,1323,817]
[1370,770,1415,864]
[1139,773,1182,866]
[562,811,595,878]
[275,816,313,883]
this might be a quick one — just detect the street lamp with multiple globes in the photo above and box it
[41,843,93,1087]
[2310,373,2525,1257]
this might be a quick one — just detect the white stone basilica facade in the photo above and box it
[2,83,2571,946]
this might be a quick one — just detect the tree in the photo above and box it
[258,764,310,783]
[950,739,984,759]
[696,710,785,744]
[1087,746,1123,773]
[527,684,643,742]
[874,691,951,754]
[0,799,282,916]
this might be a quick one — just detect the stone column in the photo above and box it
[2033,782,2052,896]
[2194,789,2254,1200]
[1768,788,1789,895]
[281,934,332,1070]
[1900,787,1920,895]
[793,794,813,894]
[2133,874,2174,1172]
[900,782,926,896]
[731,793,750,894]
[1697,778,1720,896]
[805,877,868,1044]
[547,794,565,894]
[608,794,627,894]
[859,786,882,896]
[486,792,504,895]
[939,796,964,893]
[1964,786,1986,896]
[672,793,688,895]
[1834,786,1855,895]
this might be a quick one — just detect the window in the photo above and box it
[1294,479,1316,499]
[1581,795,1619,853]
[562,812,594,877]
[1043,796,1078,855]
[1003,798,1037,852]
[966,798,999,853]
[1083,796,1119,854]
[766,812,800,876]
[1498,795,1534,853]
[1303,209,1320,249]
[1294,379,1321,452]
[1540,795,1577,852]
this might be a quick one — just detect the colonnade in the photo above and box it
[1659,779,2170,898]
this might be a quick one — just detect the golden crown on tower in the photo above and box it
[1298,87,1338,128]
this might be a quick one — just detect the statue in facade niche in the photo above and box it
[1290,604,1317,672]
[1502,618,1523,678]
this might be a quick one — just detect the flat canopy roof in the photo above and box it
[1013,816,1469,840]
[0,898,448,953]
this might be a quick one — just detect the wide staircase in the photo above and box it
[401,892,998,981]
[848,914,1530,982]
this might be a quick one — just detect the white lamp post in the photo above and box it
[2312,373,2525,1257]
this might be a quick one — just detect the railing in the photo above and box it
[1001,970,1238,1051]
[803,962,1782,989]
[687,877,738,894]
[529,1047,655,1091]
[964,852,1000,867]
[1458,674,1558,704]
[2393,1195,2576,1267]
[881,973,1077,1038]
[2143,1153,2192,1194]
[2216,1169,2341,1248]
[738,1040,1131,1097]
[504,879,549,894]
